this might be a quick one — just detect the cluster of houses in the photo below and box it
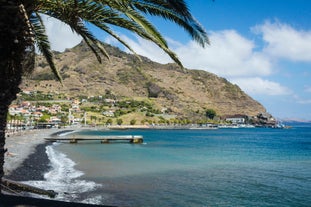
[7,91,278,131]
[7,100,82,130]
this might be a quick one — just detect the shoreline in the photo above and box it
[4,142,51,181]
[4,128,75,177]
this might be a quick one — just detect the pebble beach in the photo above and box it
[4,128,62,177]
[1,127,110,207]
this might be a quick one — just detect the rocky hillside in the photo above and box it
[21,41,266,120]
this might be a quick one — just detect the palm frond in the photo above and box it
[89,1,182,64]
[30,13,62,82]
[92,22,142,61]
[124,9,168,48]
[75,20,110,62]
[129,0,210,47]
[131,0,192,18]
[34,0,209,72]
[71,0,141,60]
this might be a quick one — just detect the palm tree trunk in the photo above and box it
[0,64,22,194]
[0,1,31,193]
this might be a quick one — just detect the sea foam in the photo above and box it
[24,143,102,203]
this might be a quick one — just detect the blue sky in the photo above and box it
[43,0,311,121]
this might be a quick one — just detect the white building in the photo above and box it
[225,117,245,124]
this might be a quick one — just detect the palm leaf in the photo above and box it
[34,0,209,74]
[130,0,209,47]
[31,13,62,82]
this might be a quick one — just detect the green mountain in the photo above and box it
[21,41,267,122]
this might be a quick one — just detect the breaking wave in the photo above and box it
[24,143,102,204]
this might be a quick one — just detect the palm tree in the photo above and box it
[0,0,209,192]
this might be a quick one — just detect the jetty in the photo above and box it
[45,135,143,144]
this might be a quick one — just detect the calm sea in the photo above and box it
[27,124,311,206]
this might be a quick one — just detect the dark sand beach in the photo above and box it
[5,130,76,181]
[5,142,51,181]
[4,128,59,175]
[1,128,112,206]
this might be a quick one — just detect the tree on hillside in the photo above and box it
[130,119,136,125]
[0,0,209,193]
[117,118,123,125]
[206,109,217,120]
[106,118,113,126]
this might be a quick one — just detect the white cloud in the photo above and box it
[42,15,82,52]
[105,35,174,64]
[230,77,291,96]
[253,21,311,62]
[176,30,272,77]
[112,30,273,78]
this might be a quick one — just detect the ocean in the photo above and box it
[25,124,311,207]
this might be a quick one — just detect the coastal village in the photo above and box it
[1,1,309,207]
[6,90,279,134]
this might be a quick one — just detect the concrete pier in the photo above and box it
[45,135,143,144]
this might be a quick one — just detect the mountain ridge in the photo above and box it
[21,41,267,121]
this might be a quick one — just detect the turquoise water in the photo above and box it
[48,126,311,206]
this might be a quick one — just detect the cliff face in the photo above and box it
[21,42,266,119]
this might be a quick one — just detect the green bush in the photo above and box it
[130,119,136,125]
